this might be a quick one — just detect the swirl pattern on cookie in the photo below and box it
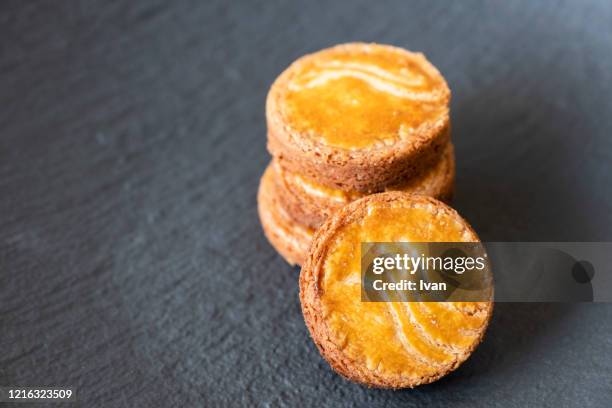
[300,193,492,387]
[282,43,450,149]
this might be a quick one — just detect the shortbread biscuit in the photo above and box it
[267,43,450,192]
[300,193,493,388]
[258,163,314,266]
[275,143,455,229]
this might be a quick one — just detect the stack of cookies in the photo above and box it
[258,43,454,266]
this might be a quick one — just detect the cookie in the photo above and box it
[257,163,314,266]
[300,192,493,388]
[267,42,450,192]
[274,142,455,229]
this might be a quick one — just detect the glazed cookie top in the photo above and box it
[270,43,450,150]
[300,193,492,387]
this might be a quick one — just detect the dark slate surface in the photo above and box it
[1,1,611,407]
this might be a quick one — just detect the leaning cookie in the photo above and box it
[257,163,313,266]
[299,192,493,388]
[267,42,450,192]
[275,143,455,229]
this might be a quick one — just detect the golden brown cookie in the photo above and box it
[274,143,455,229]
[257,163,313,266]
[267,42,450,192]
[300,192,493,388]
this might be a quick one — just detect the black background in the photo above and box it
[1,1,611,407]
